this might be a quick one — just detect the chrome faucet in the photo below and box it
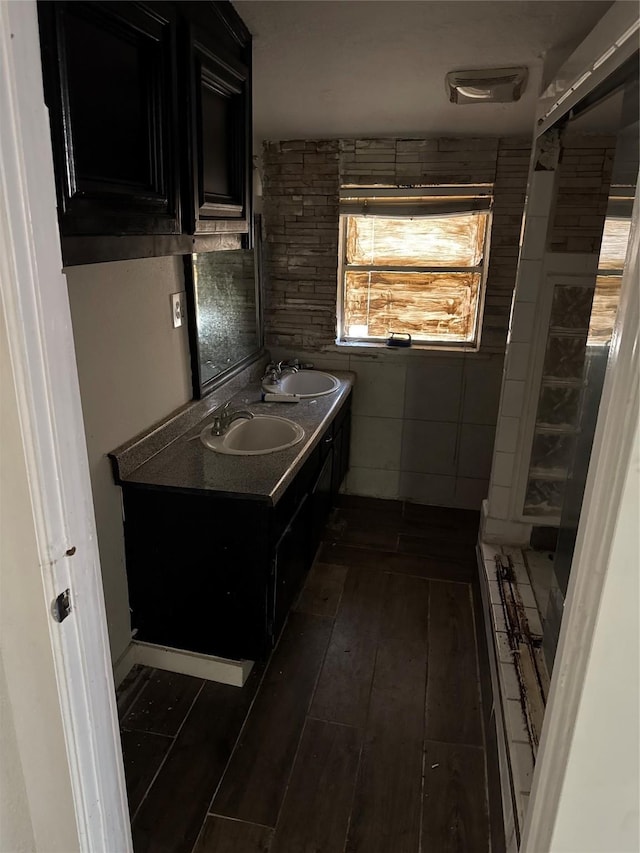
[278,360,299,376]
[262,360,301,384]
[262,363,281,384]
[209,400,254,436]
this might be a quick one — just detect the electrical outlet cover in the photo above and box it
[171,292,183,328]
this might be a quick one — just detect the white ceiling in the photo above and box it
[233,0,613,143]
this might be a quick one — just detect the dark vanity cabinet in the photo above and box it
[121,396,351,661]
[37,0,251,264]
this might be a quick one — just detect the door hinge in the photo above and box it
[52,589,72,623]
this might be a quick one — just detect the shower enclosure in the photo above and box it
[525,64,639,672]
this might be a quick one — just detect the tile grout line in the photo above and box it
[467,582,494,839]
[120,727,174,740]
[129,678,206,826]
[197,549,336,847]
[207,813,275,832]
[339,591,384,853]
[195,648,277,832]
[269,550,349,841]
[423,738,487,750]
[418,578,431,853]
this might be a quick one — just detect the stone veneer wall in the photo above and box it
[262,137,531,354]
[549,135,616,253]
[260,137,532,508]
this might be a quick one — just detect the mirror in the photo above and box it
[185,218,264,398]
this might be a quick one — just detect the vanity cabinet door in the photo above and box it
[270,493,310,643]
[331,400,352,499]
[309,441,334,558]
[38,1,181,238]
[122,487,271,661]
[182,8,251,234]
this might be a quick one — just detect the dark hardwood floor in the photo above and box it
[118,496,504,853]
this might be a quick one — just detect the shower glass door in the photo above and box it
[542,68,638,671]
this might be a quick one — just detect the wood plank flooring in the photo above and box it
[118,497,502,853]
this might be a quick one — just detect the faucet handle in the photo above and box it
[211,399,231,418]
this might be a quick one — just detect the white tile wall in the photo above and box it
[350,360,406,418]
[349,415,403,471]
[399,471,456,506]
[509,302,537,344]
[501,380,526,418]
[404,361,462,422]
[492,451,516,488]
[401,419,457,476]
[344,466,400,499]
[458,423,496,479]
[461,357,505,425]
[272,348,504,509]
[513,259,543,304]
[505,342,529,381]
[526,171,556,216]
[489,484,511,520]
[520,214,548,260]
[494,416,521,454]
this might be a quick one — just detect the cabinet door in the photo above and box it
[38,1,181,236]
[310,442,334,556]
[184,18,250,233]
[270,493,310,644]
[332,403,352,499]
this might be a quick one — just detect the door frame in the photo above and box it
[0,2,131,850]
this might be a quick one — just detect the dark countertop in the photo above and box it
[111,371,355,505]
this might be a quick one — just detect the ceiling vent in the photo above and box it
[446,68,528,104]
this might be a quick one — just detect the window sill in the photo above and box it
[332,339,483,358]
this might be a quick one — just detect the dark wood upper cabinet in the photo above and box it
[38,1,182,239]
[37,1,252,264]
[182,4,251,234]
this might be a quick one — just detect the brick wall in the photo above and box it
[549,134,616,253]
[262,136,532,355]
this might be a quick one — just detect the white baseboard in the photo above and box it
[113,641,254,688]
[113,642,140,688]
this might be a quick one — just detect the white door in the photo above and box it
[0,2,131,850]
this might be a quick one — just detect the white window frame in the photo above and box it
[337,186,493,350]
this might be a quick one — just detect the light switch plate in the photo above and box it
[171,292,184,328]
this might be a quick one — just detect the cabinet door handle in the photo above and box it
[324,434,333,445]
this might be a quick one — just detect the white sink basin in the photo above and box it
[200,415,304,455]
[264,370,340,399]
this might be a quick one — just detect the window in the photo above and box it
[588,215,631,346]
[338,187,492,348]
